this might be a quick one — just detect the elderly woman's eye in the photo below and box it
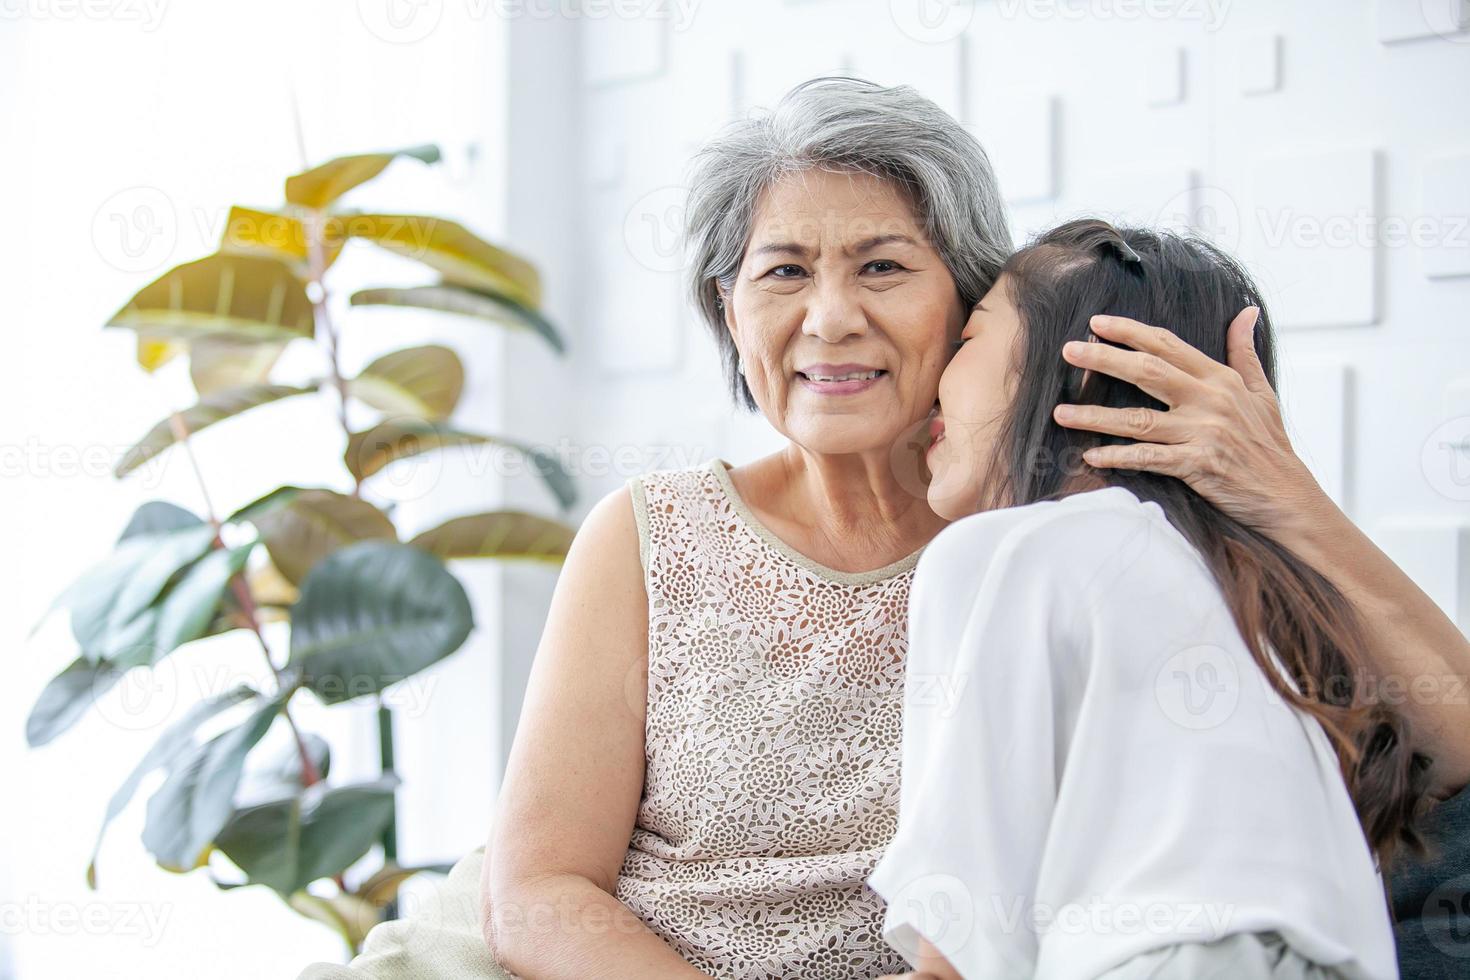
[864,259,903,274]
[768,264,806,278]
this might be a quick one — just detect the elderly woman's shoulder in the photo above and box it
[562,482,645,577]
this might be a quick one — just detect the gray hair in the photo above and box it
[684,75,1013,409]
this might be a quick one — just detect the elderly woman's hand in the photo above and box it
[1051,306,1327,537]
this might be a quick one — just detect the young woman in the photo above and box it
[866,219,1432,980]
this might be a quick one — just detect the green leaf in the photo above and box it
[105,525,220,640]
[28,504,199,643]
[216,777,399,895]
[288,541,473,704]
[142,694,284,871]
[51,523,216,660]
[408,511,575,563]
[252,489,397,586]
[25,657,126,748]
[226,484,306,526]
[349,344,464,420]
[349,284,565,354]
[285,145,440,209]
[114,384,317,478]
[343,215,540,308]
[118,501,203,541]
[107,252,316,348]
[153,544,255,655]
[345,418,575,509]
[87,685,257,888]
[235,733,331,808]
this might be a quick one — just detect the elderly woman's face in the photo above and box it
[723,168,965,456]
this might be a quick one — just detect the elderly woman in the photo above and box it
[302,78,1470,980]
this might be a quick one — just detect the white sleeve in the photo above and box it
[867,501,1398,980]
[867,510,1080,977]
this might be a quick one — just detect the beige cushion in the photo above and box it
[296,848,512,980]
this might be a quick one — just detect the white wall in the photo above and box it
[512,0,1470,694]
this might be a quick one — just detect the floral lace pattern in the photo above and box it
[614,459,920,980]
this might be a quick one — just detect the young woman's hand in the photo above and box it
[1054,305,1470,794]
[1050,306,1328,538]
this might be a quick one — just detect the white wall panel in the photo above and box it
[1422,154,1470,279]
[1377,0,1470,43]
[1238,34,1283,96]
[1246,147,1380,329]
[968,88,1058,204]
[583,10,667,86]
[1280,360,1352,508]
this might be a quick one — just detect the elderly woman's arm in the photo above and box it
[481,487,711,980]
[1055,309,1470,797]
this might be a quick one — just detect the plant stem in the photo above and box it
[302,203,399,896]
[169,411,322,790]
[303,210,361,499]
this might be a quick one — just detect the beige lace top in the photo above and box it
[614,458,922,979]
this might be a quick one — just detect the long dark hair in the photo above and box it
[986,218,1431,867]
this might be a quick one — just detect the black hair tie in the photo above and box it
[1104,237,1143,265]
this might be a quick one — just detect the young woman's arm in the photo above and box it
[481,486,712,980]
[1055,309,1470,796]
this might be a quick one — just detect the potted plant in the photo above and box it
[25,144,576,956]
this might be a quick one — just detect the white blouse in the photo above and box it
[866,486,1397,980]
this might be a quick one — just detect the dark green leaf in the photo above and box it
[105,525,219,639]
[142,694,283,870]
[26,657,126,748]
[153,544,255,655]
[288,542,473,704]
[87,685,257,888]
[216,776,399,895]
[118,501,203,542]
[235,733,331,808]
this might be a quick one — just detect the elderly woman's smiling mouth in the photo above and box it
[795,361,888,395]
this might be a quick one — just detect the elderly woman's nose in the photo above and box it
[801,281,867,343]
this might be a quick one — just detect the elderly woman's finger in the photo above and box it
[1081,441,1208,480]
[1053,402,1183,442]
[1223,306,1275,396]
[1087,313,1229,381]
[1060,339,1191,406]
